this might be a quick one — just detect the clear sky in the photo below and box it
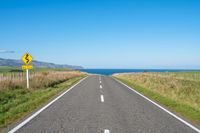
[0,0,200,69]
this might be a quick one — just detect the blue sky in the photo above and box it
[0,0,200,69]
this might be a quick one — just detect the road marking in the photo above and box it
[101,95,104,102]
[104,129,110,133]
[100,85,102,89]
[100,80,102,84]
[8,77,88,133]
[99,76,101,81]
[114,78,200,133]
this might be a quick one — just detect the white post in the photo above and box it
[26,69,29,89]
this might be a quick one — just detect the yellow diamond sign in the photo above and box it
[22,53,33,65]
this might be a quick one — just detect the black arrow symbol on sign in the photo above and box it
[25,54,29,64]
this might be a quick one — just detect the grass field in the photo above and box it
[113,72,200,126]
[0,66,72,73]
[0,68,86,129]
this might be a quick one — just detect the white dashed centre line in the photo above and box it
[104,129,110,133]
[100,85,102,89]
[100,80,102,84]
[100,95,104,102]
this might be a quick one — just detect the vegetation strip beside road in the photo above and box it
[0,71,86,129]
[0,66,72,73]
[113,72,200,126]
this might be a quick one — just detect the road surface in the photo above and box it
[8,75,199,133]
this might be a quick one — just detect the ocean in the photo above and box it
[78,69,200,75]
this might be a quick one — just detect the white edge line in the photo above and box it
[8,76,88,133]
[113,78,200,133]
[104,129,110,133]
[101,95,104,102]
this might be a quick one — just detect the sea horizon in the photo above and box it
[78,68,200,75]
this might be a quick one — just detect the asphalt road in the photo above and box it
[8,75,199,133]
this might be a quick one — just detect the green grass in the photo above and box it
[114,76,200,126]
[0,66,72,73]
[0,67,22,73]
[30,67,72,72]
[0,75,86,129]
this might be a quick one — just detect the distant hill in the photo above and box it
[0,58,83,69]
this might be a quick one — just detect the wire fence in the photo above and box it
[0,71,83,90]
[0,72,39,82]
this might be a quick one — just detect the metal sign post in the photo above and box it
[26,69,29,89]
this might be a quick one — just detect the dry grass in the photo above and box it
[0,71,83,90]
[114,72,200,112]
